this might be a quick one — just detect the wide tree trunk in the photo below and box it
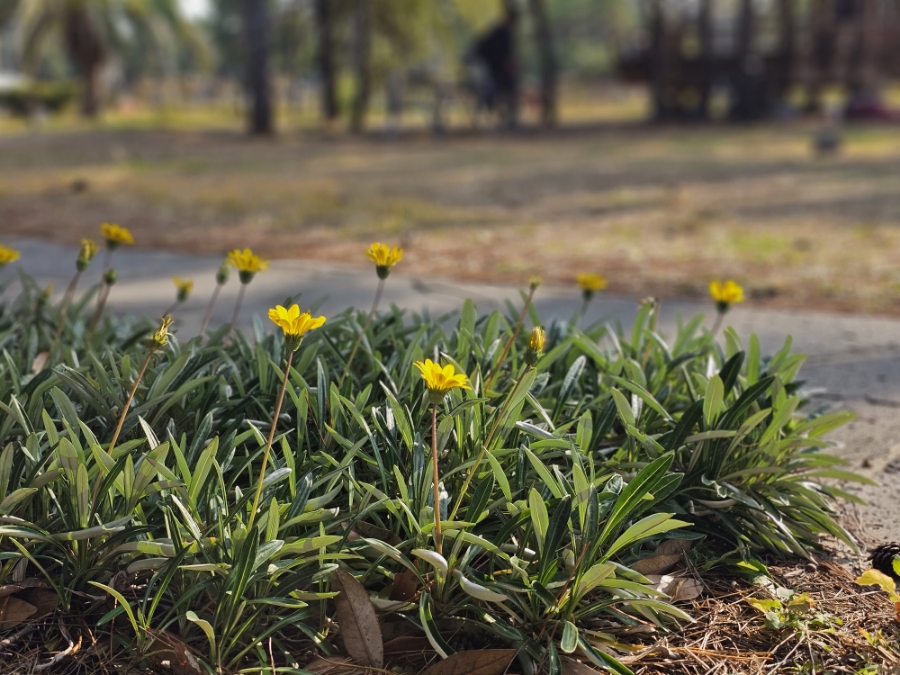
[243,0,273,135]
[314,0,339,123]
[63,4,106,117]
[648,0,669,120]
[697,0,714,119]
[806,0,834,113]
[350,0,372,134]
[527,0,557,127]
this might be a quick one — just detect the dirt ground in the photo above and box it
[3,122,900,314]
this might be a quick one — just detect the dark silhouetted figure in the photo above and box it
[471,7,519,129]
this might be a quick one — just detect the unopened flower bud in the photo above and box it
[216,262,230,286]
[525,326,545,367]
[76,239,98,271]
[104,268,118,286]
[152,315,173,351]
[529,276,542,291]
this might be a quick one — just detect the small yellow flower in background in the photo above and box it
[414,358,471,404]
[100,223,134,249]
[529,276,542,291]
[268,304,326,351]
[0,244,20,266]
[173,276,194,303]
[577,273,607,294]
[526,326,546,367]
[216,261,230,285]
[151,315,173,350]
[77,239,99,271]
[366,242,403,280]
[709,280,744,313]
[228,248,269,284]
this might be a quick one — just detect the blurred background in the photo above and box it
[2,0,900,314]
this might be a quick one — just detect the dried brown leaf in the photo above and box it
[389,568,419,602]
[646,575,703,602]
[18,589,58,618]
[0,596,36,629]
[349,522,402,546]
[655,539,692,556]
[421,649,517,675]
[561,655,601,674]
[302,656,360,674]
[31,352,48,375]
[144,629,204,675]
[331,568,384,668]
[631,553,681,576]
[383,635,431,654]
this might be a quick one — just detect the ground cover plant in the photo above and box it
[0,239,880,674]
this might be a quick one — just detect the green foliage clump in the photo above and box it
[0,272,863,673]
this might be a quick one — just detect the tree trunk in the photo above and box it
[63,4,106,118]
[806,0,834,113]
[315,0,339,122]
[697,0,714,119]
[243,0,273,135]
[527,0,557,127]
[648,0,669,121]
[774,0,796,103]
[350,0,372,134]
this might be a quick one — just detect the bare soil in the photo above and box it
[3,123,900,314]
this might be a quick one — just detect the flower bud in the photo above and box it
[104,268,118,286]
[76,239,98,271]
[529,276,542,291]
[151,315,173,351]
[216,262,230,285]
[525,326,545,367]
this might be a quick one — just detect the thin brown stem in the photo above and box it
[431,403,442,555]
[484,285,536,394]
[340,277,384,386]
[448,366,531,523]
[248,349,294,529]
[225,283,247,342]
[46,270,82,367]
[580,297,591,324]
[88,283,110,338]
[107,350,153,457]
[162,300,180,318]
[198,283,223,337]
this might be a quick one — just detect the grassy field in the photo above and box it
[3,116,900,314]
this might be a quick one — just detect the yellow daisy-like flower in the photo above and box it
[227,248,269,284]
[268,304,326,351]
[525,326,545,367]
[100,223,134,249]
[366,242,403,280]
[77,239,99,271]
[173,276,194,302]
[0,244,20,266]
[577,273,607,293]
[152,315,173,351]
[414,359,471,405]
[709,280,744,312]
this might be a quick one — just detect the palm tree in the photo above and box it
[9,0,203,117]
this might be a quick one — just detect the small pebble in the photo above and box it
[805,562,818,573]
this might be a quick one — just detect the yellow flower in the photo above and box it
[77,239,99,271]
[366,242,403,279]
[268,304,326,351]
[152,315,173,350]
[0,244,20,266]
[173,276,194,302]
[100,223,134,249]
[414,359,471,404]
[227,248,269,283]
[709,280,744,312]
[529,276,542,291]
[577,273,607,293]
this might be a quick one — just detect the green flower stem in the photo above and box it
[225,283,247,341]
[198,282,223,337]
[162,299,181,318]
[448,365,531,523]
[248,349,294,530]
[484,283,536,394]
[431,402,442,556]
[108,350,153,457]
[340,277,384,386]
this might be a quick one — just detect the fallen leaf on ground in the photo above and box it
[302,656,359,674]
[0,596,36,629]
[389,568,418,601]
[348,522,402,546]
[383,635,431,654]
[144,630,204,675]
[31,352,48,374]
[632,553,681,575]
[646,575,703,602]
[421,649,517,675]
[561,655,600,674]
[331,569,384,668]
[18,588,58,618]
[655,539,693,556]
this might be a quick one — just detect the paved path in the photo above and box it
[6,237,900,546]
